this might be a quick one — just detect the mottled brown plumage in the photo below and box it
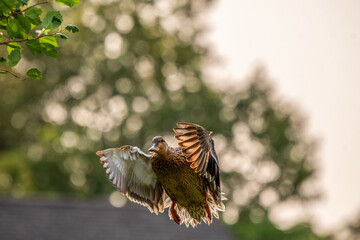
[96,122,225,227]
[150,142,209,225]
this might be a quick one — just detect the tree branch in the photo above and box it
[0,69,20,78]
[0,33,58,45]
[21,1,49,13]
[0,1,49,21]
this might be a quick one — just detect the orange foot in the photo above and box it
[205,194,212,221]
[171,200,181,224]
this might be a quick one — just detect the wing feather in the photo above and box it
[173,122,223,204]
[96,145,168,214]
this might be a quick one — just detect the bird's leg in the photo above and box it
[204,193,212,221]
[170,200,181,224]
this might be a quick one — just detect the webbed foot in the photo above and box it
[171,200,181,224]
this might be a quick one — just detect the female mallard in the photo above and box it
[96,122,225,227]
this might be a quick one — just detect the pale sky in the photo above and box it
[205,0,360,234]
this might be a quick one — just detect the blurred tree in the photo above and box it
[332,212,360,240]
[0,0,329,239]
[219,70,329,239]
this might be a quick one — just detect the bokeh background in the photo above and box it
[1,0,359,239]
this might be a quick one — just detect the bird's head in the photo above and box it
[148,136,168,155]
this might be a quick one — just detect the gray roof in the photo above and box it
[0,198,235,240]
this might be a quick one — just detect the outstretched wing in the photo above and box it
[173,122,222,204]
[96,145,167,214]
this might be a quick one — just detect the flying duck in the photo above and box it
[96,122,225,227]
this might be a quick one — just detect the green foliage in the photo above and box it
[39,36,58,47]
[6,18,19,38]
[0,0,79,79]
[25,39,42,55]
[56,0,80,8]
[26,68,42,79]
[7,48,21,66]
[16,14,31,33]
[55,33,68,39]
[0,0,16,15]
[42,11,62,30]
[7,42,21,52]
[24,6,42,25]
[40,41,58,57]
[7,43,22,67]
[65,24,79,33]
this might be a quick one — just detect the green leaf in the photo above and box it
[65,24,79,33]
[0,70,8,74]
[0,0,16,14]
[7,42,22,48]
[7,48,21,67]
[55,0,80,7]
[39,36,58,57]
[25,5,42,16]
[55,33,68,39]
[7,18,20,38]
[42,11,63,30]
[7,42,22,54]
[41,43,58,57]
[39,36,58,48]
[16,14,31,33]
[26,68,42,79]
[25,6,42,25]
[25,39,42,55]
[0,19,7,30]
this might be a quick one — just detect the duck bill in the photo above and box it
[148,144,159,153]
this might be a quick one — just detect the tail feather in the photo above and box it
[167,191,226,228]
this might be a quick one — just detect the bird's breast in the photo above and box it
[151,154,206,206]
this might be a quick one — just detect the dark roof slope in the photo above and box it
[0,198,235,240]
